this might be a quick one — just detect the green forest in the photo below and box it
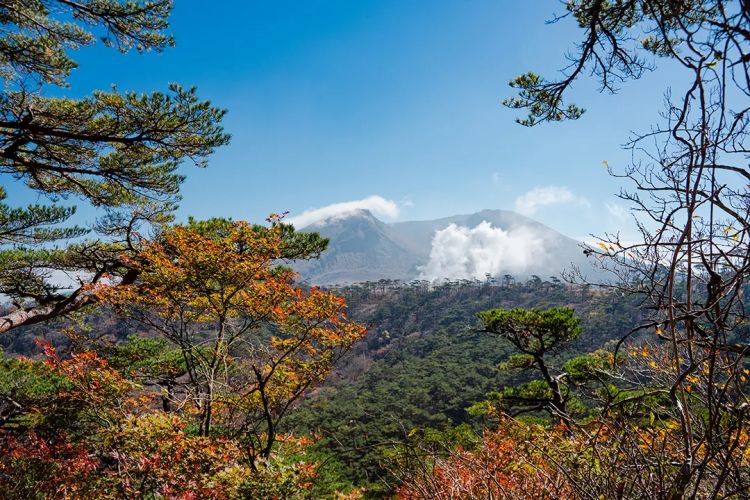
[1,1,750,499]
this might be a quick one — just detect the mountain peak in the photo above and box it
[304,208,377,228]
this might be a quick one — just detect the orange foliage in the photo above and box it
[0,220,362,497]
[0,342,320,498]
[397,419,573,499]
[97,220,365,453]
[0,431,98,498]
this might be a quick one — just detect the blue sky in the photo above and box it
[10,0,684,240]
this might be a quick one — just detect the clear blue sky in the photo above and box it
[11,0,683,240]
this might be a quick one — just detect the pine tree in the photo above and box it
[0,1,229,333]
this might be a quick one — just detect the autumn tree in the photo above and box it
[0,215,361,497]
[99,218,365,463]
[0,0,229,334]
[0,340,324,498]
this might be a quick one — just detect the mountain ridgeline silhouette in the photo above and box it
[292,209,602,285]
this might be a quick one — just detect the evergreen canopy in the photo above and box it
[0,0,229,333]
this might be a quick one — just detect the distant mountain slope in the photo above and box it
[293,209,421,284]
[293,208,600,285]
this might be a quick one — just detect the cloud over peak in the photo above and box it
[287,195,400,229]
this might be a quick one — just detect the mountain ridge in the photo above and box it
[293,209,599,285]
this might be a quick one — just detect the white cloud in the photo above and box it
[514,186,588,216]
[418,221,550,281]
[605,202,627,222]
[492,172,501,184]
[287,195,400,228]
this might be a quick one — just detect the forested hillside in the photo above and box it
[1,278,643,496]
[286,280,643,490]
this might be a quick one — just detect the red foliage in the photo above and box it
[397,423,572,499]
